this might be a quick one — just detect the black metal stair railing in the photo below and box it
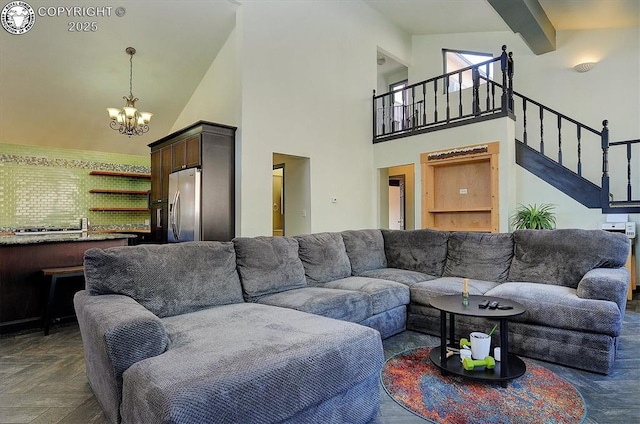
[601,125,640,212]
[372,45,514,143]
[512,86,640,212]
[372,44,639,213]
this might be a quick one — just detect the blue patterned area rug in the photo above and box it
[381,346,586,424]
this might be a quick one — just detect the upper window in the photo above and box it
[443,49,493,92]
[389,80,408,131]
[389,80,407,105]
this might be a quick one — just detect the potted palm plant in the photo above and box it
[511,203,557,229]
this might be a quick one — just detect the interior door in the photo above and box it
[272,165,284,236]
[389,176,405,230]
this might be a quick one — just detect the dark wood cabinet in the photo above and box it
[148,121,236,243]
[150,147,172,203]
[171,135,201,172]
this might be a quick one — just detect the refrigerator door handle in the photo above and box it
[170,190,180,241]
[175,190,181,240]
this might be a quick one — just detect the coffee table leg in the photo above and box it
[500,318,509,386]
[440,310,447,370]
[449,313,456,349]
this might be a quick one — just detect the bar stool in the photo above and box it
[42,265,85,335]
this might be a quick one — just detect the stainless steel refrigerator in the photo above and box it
[168,168,201,242]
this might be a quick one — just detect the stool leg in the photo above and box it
[43,275,57,336]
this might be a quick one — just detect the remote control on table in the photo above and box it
[488,301,499,309]
[478,299,490,309]
[497,304,513,310]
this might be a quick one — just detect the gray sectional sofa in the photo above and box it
[74,228,630,424]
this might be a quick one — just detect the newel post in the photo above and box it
[500,45,510,113]
[507,51,514,113]
[498,45,514,114]
[601,120,610,208]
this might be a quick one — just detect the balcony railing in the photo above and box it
[372,45,639,212]
[373,45,514,143]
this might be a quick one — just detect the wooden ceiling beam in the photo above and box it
[487,0,556,55]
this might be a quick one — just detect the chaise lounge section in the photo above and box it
[74,227,630,423]
[75,241,385,424]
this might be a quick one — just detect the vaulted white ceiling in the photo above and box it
[0,0,238,156]
[1,0,637,156]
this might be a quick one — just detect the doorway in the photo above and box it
[389,176,405,230]
[272,153,311,236]
[272,165,284,236]
[379,164,415,230]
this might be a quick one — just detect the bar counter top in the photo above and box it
[0,232,136,246]
[1,234,134,334]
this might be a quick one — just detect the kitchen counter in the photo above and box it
[0,232,136,246]
[0,234,134,334]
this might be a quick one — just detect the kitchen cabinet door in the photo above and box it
[171,136,201,171]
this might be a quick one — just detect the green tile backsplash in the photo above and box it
[0,143,150,231]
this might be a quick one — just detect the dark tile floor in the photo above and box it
[0,293,638,424]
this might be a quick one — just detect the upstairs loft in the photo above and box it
[372,46,640,215]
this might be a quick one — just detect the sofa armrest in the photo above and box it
[74,290,169,424]
[576,267,629,312]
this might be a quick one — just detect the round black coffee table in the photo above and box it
[428,294,526,387]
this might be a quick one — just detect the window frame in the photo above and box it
[442,48,493,93]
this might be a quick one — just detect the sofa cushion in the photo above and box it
[255,287,372,323]
[410,277,500,306]
[341,229,387,274]
[485,282,623,337]
[295,232,352,284]
[84,242,243,318]
[382,229,449,276]
[233,236,307,301]
[443,232,514,282]
[121,303,383,424]
[358,268,435,286]
[507,229,629,288]
[315,276,410,315]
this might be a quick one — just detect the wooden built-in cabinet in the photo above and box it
[148,121,236,243]
[421,142,499,232]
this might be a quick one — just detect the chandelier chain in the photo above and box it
[129,53,133,98]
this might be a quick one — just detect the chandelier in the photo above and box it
[107,47,152,136]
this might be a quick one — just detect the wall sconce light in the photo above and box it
[573,62,596,73]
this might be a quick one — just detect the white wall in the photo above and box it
[173,6,637,275]
[236,0,411,236]
[171,28,239,130]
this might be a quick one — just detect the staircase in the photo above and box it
[373,46,640,214]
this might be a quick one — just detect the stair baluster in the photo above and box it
[557,115,563,165]
[601,120,610,208]
[577,125,582,176]
[522,99,528,144]
[539,105,544,154]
